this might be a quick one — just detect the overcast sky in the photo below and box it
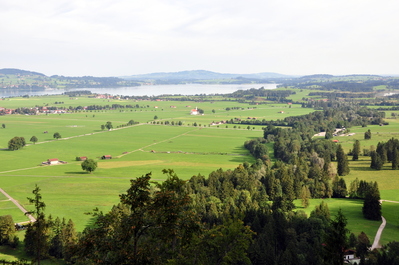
[1,0,398,77]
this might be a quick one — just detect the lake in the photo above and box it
[0,83,277,97]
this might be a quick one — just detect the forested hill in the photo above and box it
[0,68,46,76]
[0,68,140,89]
[121,70,294,80]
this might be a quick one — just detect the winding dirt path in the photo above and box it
[371,216,386,250]
[370,200,399,250]
[0,188,36,223]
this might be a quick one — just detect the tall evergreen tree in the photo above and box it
[25,185,50,264]
[336,144,350,176]
[324,209,349,265]
[376,142,387,164]
[370,151,384,170]
[362,182,381,221]
[332,176,347,198]
[352,140,361,161]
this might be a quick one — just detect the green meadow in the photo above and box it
[0,94,398,244]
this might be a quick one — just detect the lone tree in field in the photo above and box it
[8,136,26,150]
[81,159,97,174]
[105,121,113,131]
[30,136,38,144]
[1,124,5,129]
[101,124,105,131]
[336,144,350,176]
[53,132,61,140]
[364,129,371,140]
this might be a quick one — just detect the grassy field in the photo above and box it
[0,94,398,255]
[295,198,382,243]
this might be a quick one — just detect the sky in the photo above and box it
[1,0,398,77]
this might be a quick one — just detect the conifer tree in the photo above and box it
[336,144,350,176]
[370,151,384,170]
[25,185,50,264]
[362,182,381,220]
[352,140,361,161]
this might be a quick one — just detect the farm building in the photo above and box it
[102,155,112,159]
[78,156,87,161]
[48,158,59,165]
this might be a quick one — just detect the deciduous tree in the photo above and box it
[0,215,16,246]
[8,136,25,150]
[53,132,61,140]
[105,121,113,130]
[81,159,97,174]
[30,136,38,144]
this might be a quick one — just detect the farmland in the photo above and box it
[0,94,314,231]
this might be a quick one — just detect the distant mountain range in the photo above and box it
[120,70,295,80]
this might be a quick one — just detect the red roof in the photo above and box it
[48,158,58,161]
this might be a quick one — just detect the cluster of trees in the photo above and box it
[101,121,113,131]
[370,138,399,170]
[281,78,384,92]
[286,104,386,132]
[348,178,382,220]
[18,164,386,264]
[228,88,295,102]
[308,91,375,99]
[22,186,77,264]
[244,138,269,162]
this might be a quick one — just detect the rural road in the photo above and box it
[371,216,386,250]
[0,188,36,223]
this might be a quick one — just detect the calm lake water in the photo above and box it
[0,83,277,97]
